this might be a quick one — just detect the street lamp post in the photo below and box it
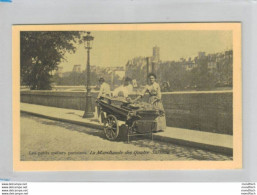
[83,32,94,118]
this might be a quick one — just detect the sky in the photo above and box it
[59,30,232,72]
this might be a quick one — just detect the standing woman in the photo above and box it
[134,73,166,131]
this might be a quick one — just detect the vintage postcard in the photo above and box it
[12,23,242,171]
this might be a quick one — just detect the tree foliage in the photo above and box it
[21,31,81,89]
[53,70,122,89]
[190,56,217,90]
[156,55,232,91]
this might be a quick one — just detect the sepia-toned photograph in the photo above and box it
[12,23,242,170]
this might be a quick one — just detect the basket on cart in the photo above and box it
[96,97,160,142]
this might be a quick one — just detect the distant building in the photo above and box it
[72,64,82,73]
[125,56,148,85]
[112,67,125,80]
[183,57,196,71]
[152,46,160,63]
[125,46,162,85]
[206,54,215,72]
[125,45,233,87]
[225,50,233,68]
[114,70,125,79]
[198,52,206,59]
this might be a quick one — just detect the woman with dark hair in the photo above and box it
[97,77,111,98]
[134,73,166,131]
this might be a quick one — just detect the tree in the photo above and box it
[190,56,217,90]
[21,31,82,90]
[158,61,190,91]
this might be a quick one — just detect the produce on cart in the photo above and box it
[96,96,161,142]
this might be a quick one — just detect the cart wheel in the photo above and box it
[104,115,119,141]
[99,111,107,125]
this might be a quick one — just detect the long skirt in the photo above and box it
[149,96,166,131]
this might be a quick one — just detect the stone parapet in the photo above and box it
[21,90,232,135]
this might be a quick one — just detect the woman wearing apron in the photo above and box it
[134,73,166,131]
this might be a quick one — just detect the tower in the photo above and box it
[152,46,160,63]
[151,46,160,79]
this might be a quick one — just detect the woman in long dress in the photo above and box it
[134,73,166,131]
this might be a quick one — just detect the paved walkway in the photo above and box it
[20,103,233,155]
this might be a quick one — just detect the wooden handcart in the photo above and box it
[96,97,160,142]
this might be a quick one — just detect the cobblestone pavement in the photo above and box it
[21,113,232,161]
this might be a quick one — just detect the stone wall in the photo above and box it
[21,91,94,111]
[21,90,232,135]
[161,91,232,135]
